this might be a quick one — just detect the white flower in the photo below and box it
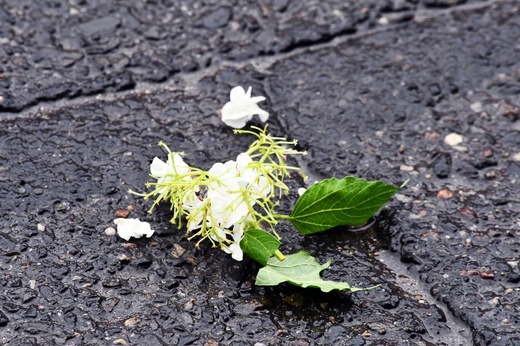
[114,218,155,241]
[221,86,269,129]
[207,153,270,228]
[150,153,189,184]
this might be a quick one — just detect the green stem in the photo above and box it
[273,214,292,220]
[274,250,285,261]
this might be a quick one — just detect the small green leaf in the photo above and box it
[240,229,281,266]
[290,177,398,235]
[256,251,368,292]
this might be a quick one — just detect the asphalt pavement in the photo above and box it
[1,1,519,345]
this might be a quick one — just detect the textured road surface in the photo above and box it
[1,1,519,345]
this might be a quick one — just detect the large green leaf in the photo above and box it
[240,229,281,266]
[255,251,367,292]
[289,177,398,234]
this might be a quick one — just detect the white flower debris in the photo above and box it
[132,124,306,261]
[114,218,155,241]
[221,86,269,129]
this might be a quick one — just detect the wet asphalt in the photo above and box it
[1,1,519,345]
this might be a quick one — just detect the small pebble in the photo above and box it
[425,132,439,139]
[482,147,494,158]
[37,223,45,232]
[444,133,463,146]
[453,145,468,152]
[183,299,195,311]
[470,101,483,113]
[378,17,389,25]
[481,272,495,280]
[395,193,412,203]
[124,317,141,327]
[460,207,478,220]
[437,189,453,199]
[484,170,497,180]
[114,209,130,218]
[105,227,117,236]
[171,244,186,258]
[513,152,520,162]
[400,164,414,172]
[113,339,127,345]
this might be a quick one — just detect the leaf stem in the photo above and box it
[274,250,285,261]
[273,214,292,220]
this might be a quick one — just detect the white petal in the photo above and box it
[235,153,252,172]
[222,117,248,129]
[221,102,250,128]
[229,86,247,102]
[114,218,155,241]
[249,96,266,103]
[211,227,228,242]
[208,162,228,177]
[255,108,269,122]
[150,157,167,177]
[172,153,189,175]
[245,104,269,122]
[232,226,244,242]
[228,243,243,261]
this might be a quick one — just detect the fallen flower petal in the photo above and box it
[114,218,155,241]
[221,86,269,129]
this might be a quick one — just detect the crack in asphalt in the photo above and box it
[3,0,504,120]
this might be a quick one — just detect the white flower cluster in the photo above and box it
[149,151,272,261]
[129,86,305,261]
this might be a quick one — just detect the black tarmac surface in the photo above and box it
[1,1,519,345]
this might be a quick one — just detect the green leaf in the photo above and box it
[240,229,281,266]
[255,251,368,292]
[289,177,398,235]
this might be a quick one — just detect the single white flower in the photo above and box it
[150,153,189,184]
[114,218,155,241]
[221,86,269,129]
